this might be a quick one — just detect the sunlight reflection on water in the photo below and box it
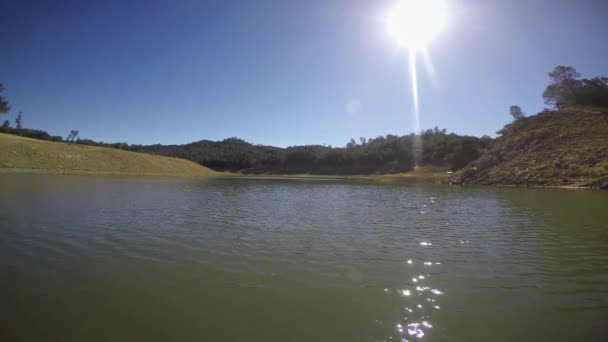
[380,197,448,341]
[385,256,445,340]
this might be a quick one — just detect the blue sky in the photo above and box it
[1,0,607,147]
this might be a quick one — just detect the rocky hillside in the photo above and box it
[456,107,608,188]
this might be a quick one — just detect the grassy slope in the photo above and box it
[458,107,608,187]
[0,133,216,177]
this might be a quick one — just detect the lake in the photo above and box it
[1,174,607,341]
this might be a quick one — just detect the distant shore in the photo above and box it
[218,166,450,184]
[2,164,604,190]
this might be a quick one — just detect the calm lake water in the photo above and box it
[1,174,607,341]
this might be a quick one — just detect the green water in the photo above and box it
[1,174,607,341]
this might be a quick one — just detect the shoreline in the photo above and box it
[1,167,603,190]
[217,171,448,182]
[217,173,603,190]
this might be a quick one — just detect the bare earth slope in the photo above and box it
[457,108,608,188]
[0,133,216,177]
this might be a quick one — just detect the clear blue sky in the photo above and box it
[1,0,607,147]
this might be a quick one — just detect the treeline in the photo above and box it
[1,117,491,174]
[0,125,63,142]
[0,122,138,149]
[142,128,492,175]
[542,66,608,110]
[75,138,142,151]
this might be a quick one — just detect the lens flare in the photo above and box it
[386,0,447,165]
[386,0,447,51]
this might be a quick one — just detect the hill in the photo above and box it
[455,108,608,188]
[141,131,491,175]
[0,133,216,177]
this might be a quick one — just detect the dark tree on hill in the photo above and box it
[0,84,10,114]
[548,65,581,84]
[15,112,23,129]
[543,66,581,109]
[1,120,9,130]
[577,77,608,108]
[66,130,79,143]
[509,105,524,121]
[542,66,608,109]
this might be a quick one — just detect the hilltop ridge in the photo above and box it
[455,107,608,188]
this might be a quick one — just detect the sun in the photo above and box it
[386,0,447,51]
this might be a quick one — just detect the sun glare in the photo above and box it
[387,0,447,51]
[385,0,448,165]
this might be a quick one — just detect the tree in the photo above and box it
[1,120,9,130]
[509,105,524,121]
[548,65,581,84]
[577,77,608,108]
[542,66,608,109]
[0,83,10,114]
[15,112,23,129]
[543,66,581,109]
[66,130,79,143]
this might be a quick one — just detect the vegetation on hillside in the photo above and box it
[142,129,491,175]
[456,107,608,187]
[1,121,491,175]
[0,133,215,177]
[542,66,608,109]
[455,66,608,188]
[0,126,64,142]
[0,84,10,114]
